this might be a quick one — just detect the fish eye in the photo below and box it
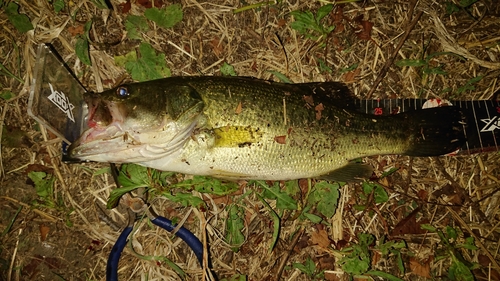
[116,87,129,98]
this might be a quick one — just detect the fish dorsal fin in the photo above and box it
[168,85,204,121]
[318,162,373,182]
[295,82,358,110]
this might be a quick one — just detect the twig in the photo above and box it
[0,196,58,222]
[0,102,8,179]
[274,226,305,281]
[366,10,423,99]
[7,229,22,281]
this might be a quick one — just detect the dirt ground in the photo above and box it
[1,0,500,280]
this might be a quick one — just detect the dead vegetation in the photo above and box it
[1,0,500,280]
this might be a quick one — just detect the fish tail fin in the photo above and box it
[403,106,465,156]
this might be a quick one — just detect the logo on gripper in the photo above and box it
[480,116,500,132]
[48,83,75,122]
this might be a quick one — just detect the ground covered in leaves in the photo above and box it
[1,0,500,280]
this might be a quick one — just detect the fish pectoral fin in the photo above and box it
[318,162,373,182]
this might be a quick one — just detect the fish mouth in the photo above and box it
[67,95,129,161]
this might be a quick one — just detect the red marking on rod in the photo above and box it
[374,107,383,115]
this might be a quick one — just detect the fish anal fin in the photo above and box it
[318,162,373,182]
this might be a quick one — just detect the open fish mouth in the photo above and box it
[67,91,199,163]
[67,94,131,160]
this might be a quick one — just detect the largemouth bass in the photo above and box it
[68,76,465,181]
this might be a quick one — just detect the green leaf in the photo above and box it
[162,192,205,209]
[220,274,247,281]
[93,167,110,176]
[458,0,478,8]
[340,255,370,275]
[268,70,293,83]
[0,90,13,100]
[362,182,388,204]
[293,257,316,277]
[308,181,339,218]
[423,66,447,75]
[145,4,183,29]
[420,223,437,232]
[226,204,245,252]
[117,164,152,189]
[366,270,404,281]
[75,36,91,65]
[173,176,239,196]
[377,239,406,256]
[5,3,33,33]
[125,15,149,40]
[0,61,23,83]
[106,164,152,208]
[107,185,141,209]
[290,5,334,40]
[256,193,281,252]
[1,205,22,237]
[302,212,323,224]
[395,250,405,275]
[75,20,92,66]
[339,233,373,275]
[114,50,137,67]
[91,0,110,9]
[446,2,460,14]
[290,10,316,35]
[339,63,358,74]
[457,237,478,250]
[284,180,300,197]
[125,43,171,81]
[256,181,297,210]
[446,226,458,240]
[220,62,237,76]
[83,20,92,38]
[28,171,55,199]
[317,58,332,74]
[465,75,483,85]
[52,0,65,13]
[448,257,474,281]
[316,4,333,22]
[395,59,427,67]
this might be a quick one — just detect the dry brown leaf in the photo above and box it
[119,0,131,13]
[409,257,431,278]
[391,208,428,236]
[210,38,224,57]
[311,227,330,249]
[25,164,54,175]
[39,224,50,242]
[342,68,360,83]
[137,0,164,8]
[67,25,84,36]
[417,189,429,200]
[371,250,381,266]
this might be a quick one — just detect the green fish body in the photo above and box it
[68,76,465,181]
